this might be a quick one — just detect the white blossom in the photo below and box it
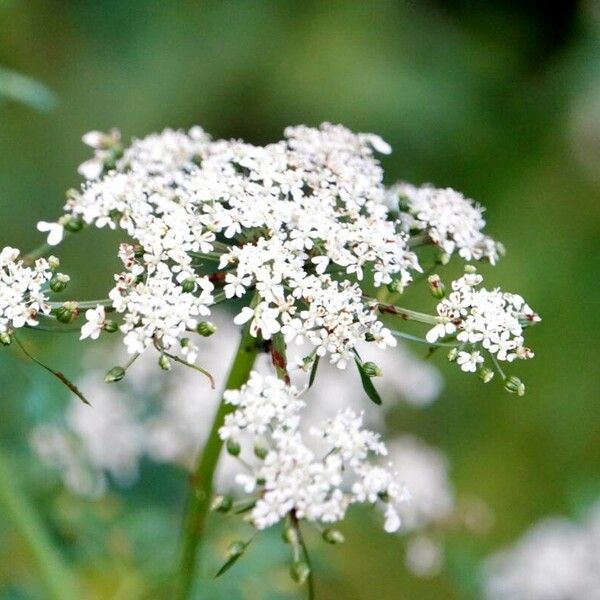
[80,305,106,340]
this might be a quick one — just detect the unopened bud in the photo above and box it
[47,256,60,270]
[197,321,217,337]
[427,274,446,299]
[322,528,345,544]
[226,438,241,457]
[364,332,375,342]
[181,278,196,293]
[290,561,310,584]
[362,361,382,377]
[64,215,84,233]
[436,250,451,266]
[49,273,70,293]
[504,375,525,396]
[105,366,125,383]
[226,541,246,560]
[210,495,233,513]
[55,302,79,324]
[386,279,404,294]
[0,332,12,346]
[103,320,119,333]
[478,367,494,384]
[447,347,458,362]
[282,524,299,545]
[158,354,172,371]
[133,245,145,259]
[254,443,268,460]
[464,264,477,274]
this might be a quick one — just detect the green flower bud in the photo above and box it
[254,443,268,460]
[364,332,375,342]
[282,523,299,545]
[196,321,217,337]
[105,366,125,383]
[290,561,310,584]
[181,278,196,293]
[103,319,119,333]
[322,528,345,544]
[386,279,404,294]
[504,375,525,396]
[0,332,12,346]
[49,273,70,293]
[478,367,495,384]
[55,302,79,324]
[133,245,145,259]
[226,438,241,457]
[158,354,172,371]
[464,264,477,274]
[64,215,84,233]
[435,250,451,266]
[427,274,446,299]
[47,256,60,270]
[447,347,458,362]
[210,495,233,513]
[362,361,382,377]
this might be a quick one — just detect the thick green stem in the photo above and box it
[0,447,78,600]
[177,326,260,599]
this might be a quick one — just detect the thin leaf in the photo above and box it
[14,336,90,405]
[354,356,382,406]
[308,354,320,389]
[215,540,250,578]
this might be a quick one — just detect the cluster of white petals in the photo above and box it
[0,247,54,334]
[427,270,540,374]
[43,123,431,367]
[483,504,600,600]
[390,183,503,264]
[219,371,408,532]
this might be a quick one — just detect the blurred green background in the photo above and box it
[1,1,599,598]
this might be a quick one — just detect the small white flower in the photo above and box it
[80,306,106,340]
[36,221,65,246]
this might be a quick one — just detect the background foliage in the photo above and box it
[0,1,599,598]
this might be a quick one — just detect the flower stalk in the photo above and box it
[177,325,260,599]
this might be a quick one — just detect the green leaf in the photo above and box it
[215,540,250,578]
[354,356,382,405]
[308,354,320,388]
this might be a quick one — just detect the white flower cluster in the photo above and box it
[219,371,408,532]
[0,247,54,334]
[483,504,600,600]
[390,182,503,264]
[45,123,429,367]
[427,270,540,375]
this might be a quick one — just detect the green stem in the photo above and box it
[0,448,78,600]
[177,326,260,599]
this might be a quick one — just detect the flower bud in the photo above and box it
[364,332,375,342]
[290,561,310,584]
[362,361,382,377]
[133,245,145,259]
[0,332,12,346]
[158,354,172,371]
[447,347,458,362]
[504,375,525,396]
[322,528,345,544]
[386,279,404,294]
[427,274,446,299]
[64,215,84,233]
[254,443,268,460]
[47,256,60,270]
[55,302,79,324]
[464,264,477,274]
[226,438,241,457]
[435,250,451,266]
[181,278,196,293]
[226,541,247,560]
[196,321,217,337]
[103,319,119,333]
[105,366,125,383]
[282,523,299,545]
[478,367,494,384]
[210,495,233,513]
[49,273,70,293]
